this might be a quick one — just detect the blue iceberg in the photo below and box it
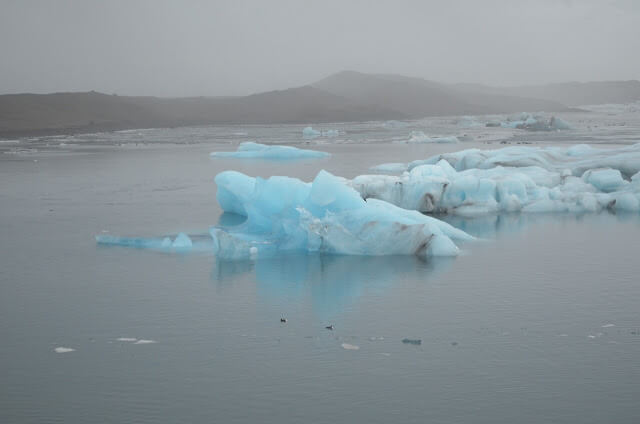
[211,170,472,259]
[210,142,329,160]
[353,144,640,216]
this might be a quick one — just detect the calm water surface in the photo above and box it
[1,121,639,423]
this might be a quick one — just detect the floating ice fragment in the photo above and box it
[302,126,321,138]
[54,347,75,353]
[406,131,459,144]
[172,232,193,249]
[601,324,615,328]
[210,142,329,160]
[341,343,360,350]
[134,339,157,344]
[116,337,137,342]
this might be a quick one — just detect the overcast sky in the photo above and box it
[1,0,639,97]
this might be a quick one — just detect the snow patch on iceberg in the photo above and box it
[354,144,640,216]
[210,142,329,160]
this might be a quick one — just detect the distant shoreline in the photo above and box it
[2,72,637,140]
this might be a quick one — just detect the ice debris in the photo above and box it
[54,347,75,353]
[133,339,157,344]
[354,144,640,216]
[210,142,329,160]
[212,170,472,260]
[341,343,360,350]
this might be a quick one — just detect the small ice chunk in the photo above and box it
[134,339,157,344]
[601,324,615,328]
[302,126,321,138]
[116,337,137,342]
[341,343,360,350]
[54,347,75,353]
[172,232,193,249]
[407,131,459,143]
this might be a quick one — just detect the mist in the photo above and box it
[1,0,639,97]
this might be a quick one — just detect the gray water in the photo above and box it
[1,112,640,423]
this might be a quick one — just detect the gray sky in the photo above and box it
[1,0,639,97]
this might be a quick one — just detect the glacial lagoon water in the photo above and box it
[1,110,640,423]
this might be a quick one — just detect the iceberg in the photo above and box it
[405,131,459,144]
[353,144,640,216]
[97,171,473,259]
[210,142,329,160]
[211,170,473,259]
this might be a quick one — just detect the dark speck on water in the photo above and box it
[402,338,422,345]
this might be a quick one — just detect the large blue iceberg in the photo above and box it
[352,144,640,216]
[97,170,473,259]
[212,170,472,259]
[210,142,329,160]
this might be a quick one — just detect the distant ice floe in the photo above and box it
[210,170,472,259]
[498,113,572,131]
[354,144,640,216]
[134,339,157,344]
[116,337,137,342]
[404,131,460,144]
[54,347,75,353]
[210,141,329,160]
[302,126,340,139]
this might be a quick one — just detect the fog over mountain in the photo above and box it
[1,0,639,97]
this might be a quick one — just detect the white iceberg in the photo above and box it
[353,144,640,216]
[211,170,473,259]
[210,142,329,160]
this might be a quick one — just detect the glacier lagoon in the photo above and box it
[2,108,640,423]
